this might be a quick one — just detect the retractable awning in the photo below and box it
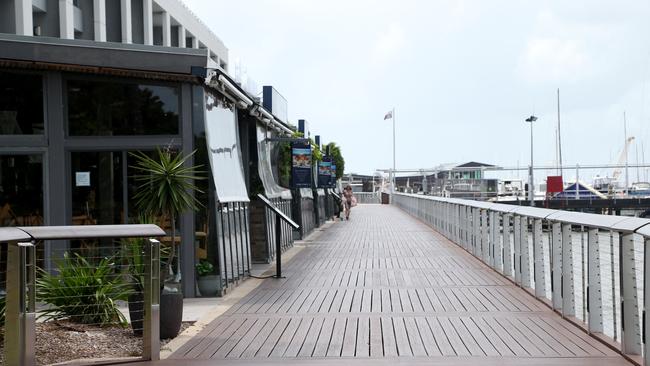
[204,91,250,203]
[257,124,292,200]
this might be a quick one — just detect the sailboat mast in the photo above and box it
[557,88,563,177]
[623,111,630,194]
[634,141,641,182]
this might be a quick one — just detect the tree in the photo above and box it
[326,142,345,179]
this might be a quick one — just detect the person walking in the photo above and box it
[343,185,355,220]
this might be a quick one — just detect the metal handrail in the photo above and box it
[257,194,300,278]
[0,224,164,366]
[392,192,650,365]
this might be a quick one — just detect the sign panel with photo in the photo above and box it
[318,157,332,188]
[291,144,312,188]
[331,164,337,188]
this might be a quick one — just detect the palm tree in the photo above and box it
[130,148,204,283]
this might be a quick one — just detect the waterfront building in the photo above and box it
[0,0,297,297]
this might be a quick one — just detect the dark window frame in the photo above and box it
[0,69,48,145]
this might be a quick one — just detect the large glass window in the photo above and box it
[70,151,124,225]
[67,79,180,136]
[0,71,45,135]
[0,154,44,225]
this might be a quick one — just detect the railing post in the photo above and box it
[275,212,283,278]
[643,237,650,366]
[552,222,563,311]
[513,215,522,285]
[481,209,489,263]
[494,212,503,272]
[562,223,575,317]
[489,211,496,268]
[521,217,531,289]
[5,241,36,366]
[143,238,161,361]
[587,228,603,334]
[620,233,641,355]
[473,208,480,257]
[503,214,512,277]
[533,218,545,298]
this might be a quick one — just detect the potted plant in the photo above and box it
[195,260,221,297]
[130,147,204,339]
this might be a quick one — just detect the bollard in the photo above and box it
[5,241,36,366]
[276,212,283,278]
[143,239,161,361]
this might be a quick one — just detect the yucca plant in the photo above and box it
[130,148,204,283]
[37,252,130,325]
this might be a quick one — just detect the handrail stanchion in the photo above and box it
[642,236,650,366]
[143,238,161,361]
[562,223,575,318]
[533,218,545,298]
[503,214,512,277]
[276,211,283,278]
[620,232,642,355]
[587,228,603,334]
[5,241,36,366]
[521,217,531,289]
[552,222,563,311]
[514,215,522,285]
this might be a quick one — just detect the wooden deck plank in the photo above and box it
[169,205,633,365]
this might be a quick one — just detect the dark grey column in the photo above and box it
[45,71,68,269]
[180,83,195,297]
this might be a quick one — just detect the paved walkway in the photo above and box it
[147,205,632,365]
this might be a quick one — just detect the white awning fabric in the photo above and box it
[205,92,250,203]
[257,124,292,200]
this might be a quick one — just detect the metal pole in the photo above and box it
[624,112,629,195]
[530,119,534,206]
[557,88,563,177]
[143,238,160,361]
[392,107,396,193]
[275,213,283,278]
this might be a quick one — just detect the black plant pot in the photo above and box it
[160,290,183,339]
[128,291,144,336]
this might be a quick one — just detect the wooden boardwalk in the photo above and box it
[164,205,632,365]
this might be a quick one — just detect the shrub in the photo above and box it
[37,252,130,325]
[195,260,214,277]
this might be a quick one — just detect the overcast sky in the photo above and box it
[186,0,650,180]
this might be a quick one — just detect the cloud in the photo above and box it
[370,23,405,68]
[516,38,591,83]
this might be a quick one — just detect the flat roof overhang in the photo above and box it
[0,34,208,82]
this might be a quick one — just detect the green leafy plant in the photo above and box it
[130,148,204,283]
[121,237,147,291]
[36,252,130,325]
[120,213,159,291]
[195,260,214,277]
[325,142,345,179]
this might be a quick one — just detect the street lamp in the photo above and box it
[525,115,537,206]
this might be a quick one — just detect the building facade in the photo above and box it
[0,0,301,298]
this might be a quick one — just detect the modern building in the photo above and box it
[1,0,228,69]
[0,0,301,297]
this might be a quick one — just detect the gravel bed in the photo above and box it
[0,321,194,365]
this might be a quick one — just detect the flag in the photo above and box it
[383,110,393,120]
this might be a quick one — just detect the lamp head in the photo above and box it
[525,115,538,122]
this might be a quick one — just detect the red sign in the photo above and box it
[547,176,564,193]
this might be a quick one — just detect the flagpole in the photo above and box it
[392,107,396,193]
